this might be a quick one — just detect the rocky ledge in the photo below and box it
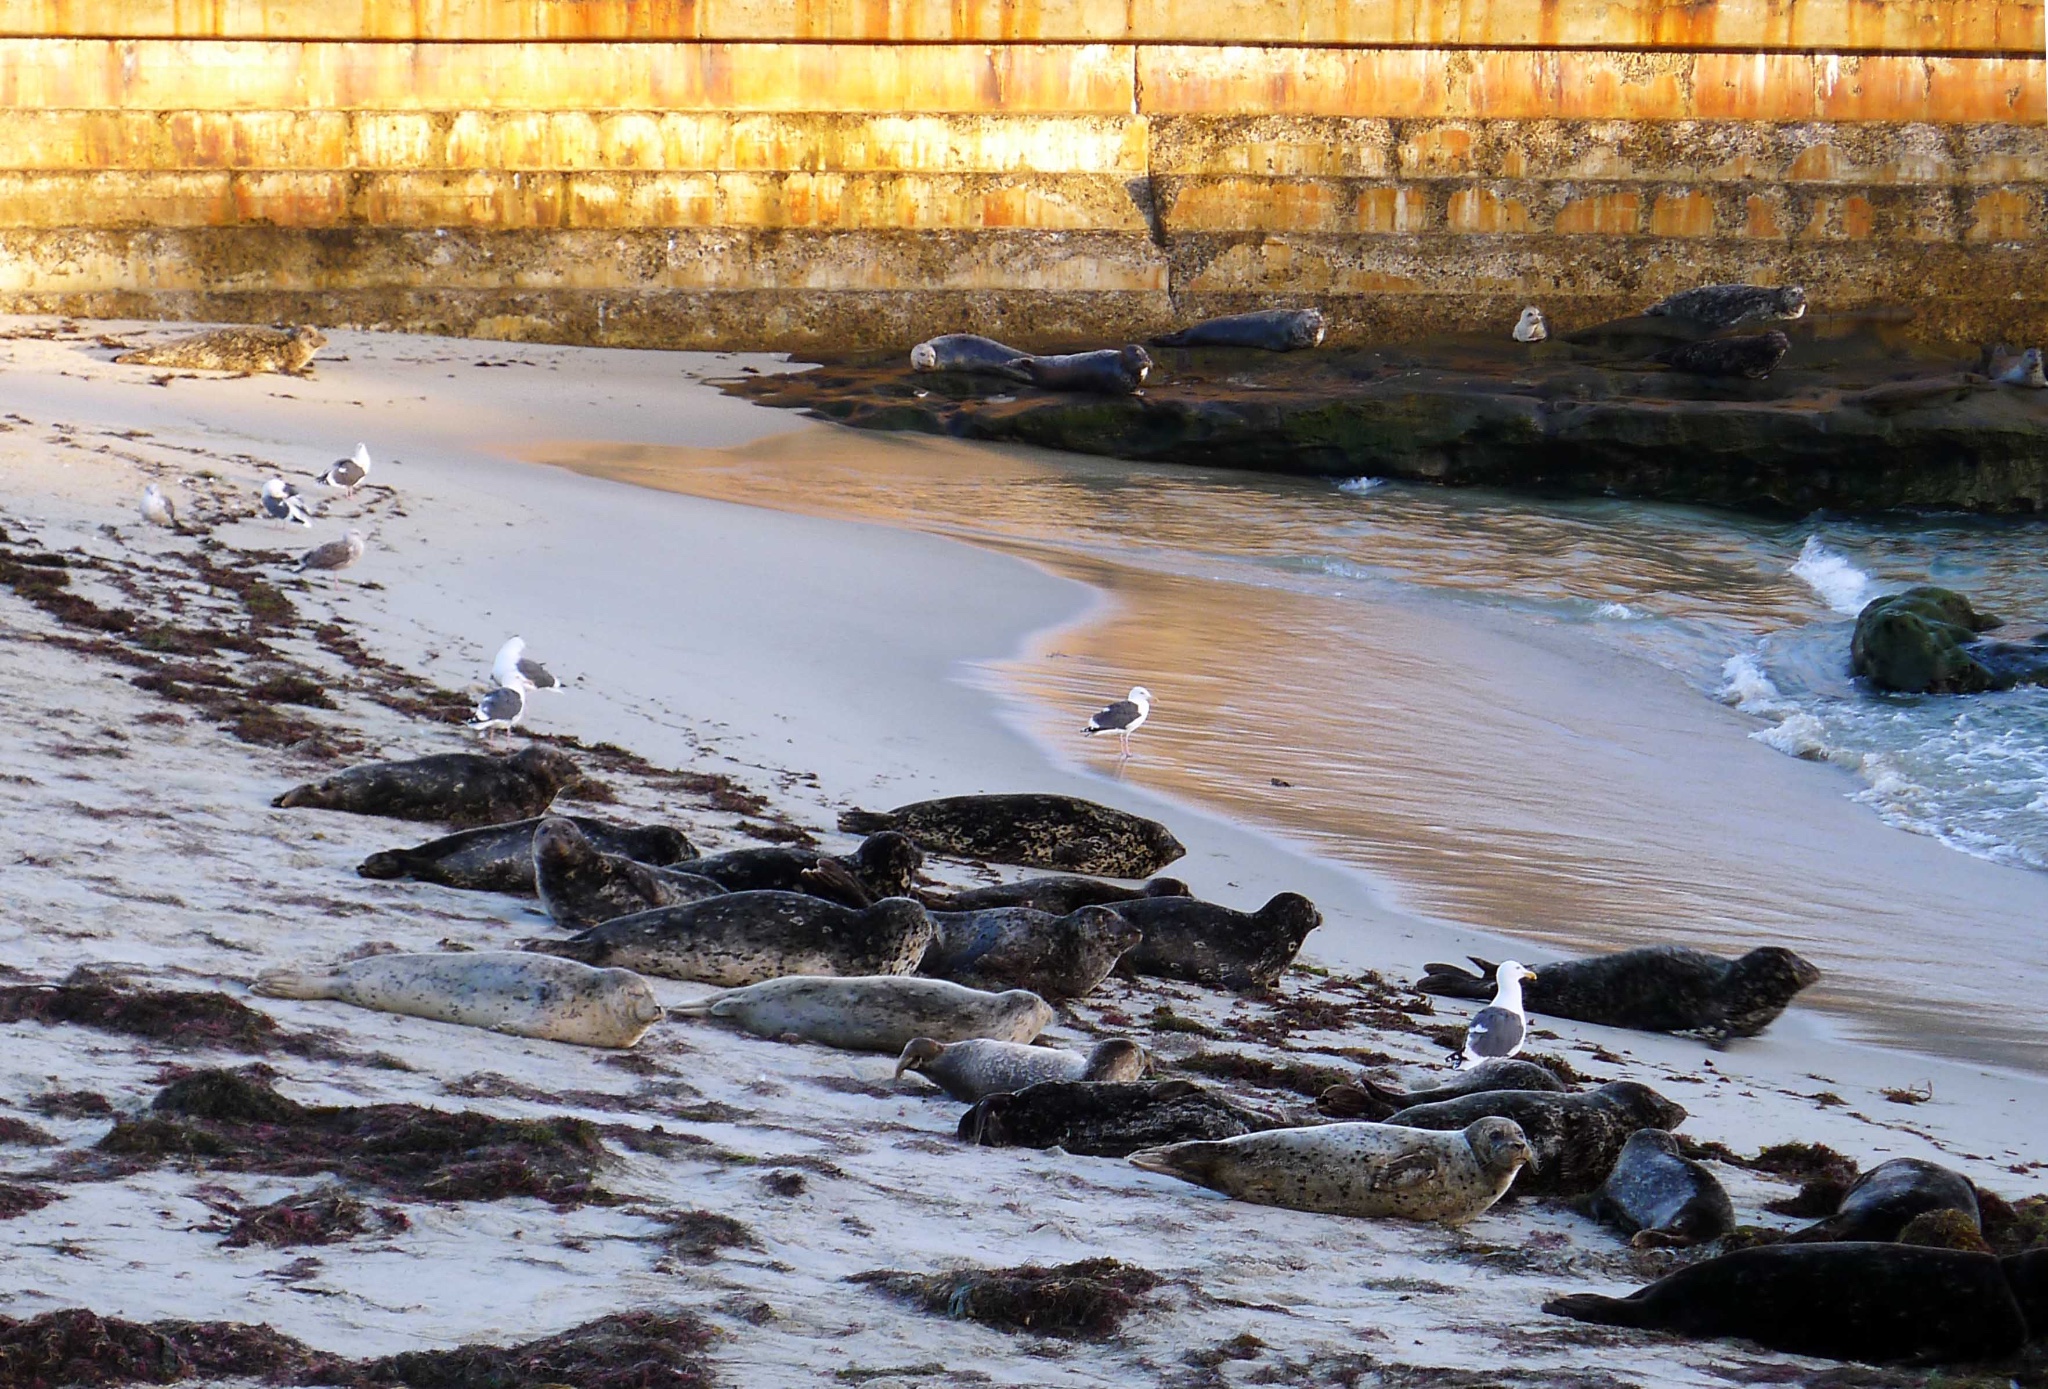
[723,322,2048,516]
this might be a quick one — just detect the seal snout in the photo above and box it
[894,1036,944,1079]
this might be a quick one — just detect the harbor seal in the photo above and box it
[534,893,935,987]
[1643,285,1807,328]
[251,950,661,1049]
[909,333,1032,377]
[920,904,1141,999]
[1316,1058,1568,1121]
[677,832,922,907]
[920,875,1190,916]
[1014,345,1151,395]
[1152,309,1326,351]
[1385,1080,1686,1197]
[1129,1117,1535,1226]
[1654,330,1791,379]
[115,324,329,375]
[670,975,1052,1052]
[1589,1128,1734,1248]
[1994,346,2046,388]
[957,1079,1283,1157]
[840,794,1185,878]
[1417,946,1820,1043]
[895,1036,1148,1102]
[1788,1157,1981,1244]
[1110,892,1321,989]
[274,745,582,827]
[1545,1244,2038,1364]
[1513,307,1549,343]
[532,817,728,929]
[356,815,696,894]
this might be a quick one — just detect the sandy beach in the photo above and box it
[3,317,2046,1387]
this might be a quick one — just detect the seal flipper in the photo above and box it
[1414,962,1492,1000]
[799,858,872,909]
[1543,1292,1650,1327]
[250,968,344,1000]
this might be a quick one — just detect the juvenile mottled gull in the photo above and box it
[296,528,365,573]
[465,684,527,738]
[140,483,177,529]
[261,477,313,526]
[323,443,372,493]
[493,636,564,692]
[1083,685,1152,756]
[1458,961,1537,1070]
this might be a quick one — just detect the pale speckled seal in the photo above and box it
[1546,1244,2044,1365]
[1131,1117,1535,1226]
[920,904,1141,999]
[1654,330,1791,379]
[1111,892,1321,989]
[1316,1058,1568,1121]
[1153,309,1326,351]
[670,974,1052,1052]
[532,817,728,929]
[956,1078,1283,1157]
[920,875,1190,916]
[115,324,329,375]
[1014,345,1152,395]
[909,333,1032,377]
[1513,307,1549,343]
[1385,1080,1686,1197]
[678,832,922,908]
[894,1036,1148,1101]
[1417,946,1820,1043]
[1589,1128,1734,1248]
[1788,1157,1981,1244]
[840,794,1185,878]
[357,815,697,895]
[1994,346,2046,388]
[1644,284,1807,328]
[533,892,934,987]
[251,950,661,1049]
[274,745,581,827]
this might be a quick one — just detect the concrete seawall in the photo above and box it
[0,1,2040,349]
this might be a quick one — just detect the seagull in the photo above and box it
[260,477,313,526]
[295,528,365,573]
[465,684,526,738]
[1513,307,1549,343]
[1456,961,1538,1070]
[322,443,373,493]
[1083,685,1152,758]
[139,483,177,529]
[493,636,563,692]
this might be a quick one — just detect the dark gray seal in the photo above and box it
[273,745,581,826]
[1788,1157,1981,1244]
[1417,946,1820,1043]
[531,891,934,987]
[1315,1058,1568,1121]
[1546,1244,2041,1365]
[909,333,1031,377]
[957,1079,1285,1157]
[920,904,1142,999]
[1589,1128,1734,1248]
[1111,892,1321,990]
[1152,308,1326,351]
[1014,345,1151,395]
[677,832,922,908]
[1643,284,1807,328]
[920,875,1190,916]
[532,817,728,929]
[1654,331,1791,379]
[1385,1080,1687,1197]
[357,815,696,894]
[840,794,1185,878]
[895,1036,1148,1101]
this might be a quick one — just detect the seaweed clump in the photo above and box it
[221,1185,409,1248]
[1979,1191,2048,1255]
[1752,1142,1860,1217]
[0,976,302,1055]
[850,1258,1162,1338]
[0,1308,332,1386]
[0,1182,62,1218]
[350,1310,715,1389]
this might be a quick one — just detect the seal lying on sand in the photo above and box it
[671,975,1052,1052]
[920,875,1190,916]
[957,1079,1283,1157]
[1546,1244,2042,1364]
[909,333,1032,377]
[358,815,697,894]
[1130,1117,1535,1226]
[840,794,1185,878]
[921,904,1141,999]
[532,817,727,929]
[1416,946,1819,1042]
[895,1036,1147,1101]
[535,893,934,987]
[274,745,582,826]
[1590,1129,1734,1248]
[1316,1058,1568,1120]
[1153,309,1326,351]
[1644,285,1807,329]
[677,833,922,907]
[1654,331,1791,379]
[1385,1081,1686,1197]
[1011,346,1151,395]
[115,324,329,375]
[1111,892,1321,989]
[252,950,661,1049]
[1787,1158,1981,1244]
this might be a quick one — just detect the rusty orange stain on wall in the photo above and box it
[1554,191,1643,234]
[1648,190,1716,236]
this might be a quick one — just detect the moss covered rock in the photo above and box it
[1851,587,2048,694]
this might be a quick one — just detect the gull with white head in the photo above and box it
[140,483,177,529]
[465,684,527,739]
[1083,686,1152,759]
[261,477,313,526]
[493,637,564,692]
[323,443,373,494]
[1456,961,1538,1070]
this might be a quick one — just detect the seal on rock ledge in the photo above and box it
[274,745,582,826]
[840,794,1185,878]
[535,892,935,987]
[357,815,696,894]
[1644,284,1807,329]
[115,324,329,375]
[895,1036,1147,1101]
[1654,331,1791,379]
[1153,309,1326,352]
[1012,345,1152,395]
[909,333,1032,377]
[671,975,1052,1052]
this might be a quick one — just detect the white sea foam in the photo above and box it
[1750,712,1837,762]
[1595,601,1640,620]
[1790,535,1875,615]
[1718,651,1793,714]
[1337,476,1386,494]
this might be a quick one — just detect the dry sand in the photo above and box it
[0,317,2043,1387]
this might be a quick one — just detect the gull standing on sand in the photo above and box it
[1083,686,1152,758]
[465,684,526,738]
[493,636,564,692]
[261,477,313,526]
[323,443,373,494]
[296,528,365,574]
[139,483,177,529]
[1456,961,1538,1070]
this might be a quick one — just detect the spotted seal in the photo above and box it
[274,745,582,826]
[357,815,697,895]
[1994,346,2046,388]
[252,950,661,1049]
[920,904,1141,999]
[1110,891,1321,989]
[920,875,1190,916]
[1788,1157,1981,1244]
[115,324,329,375]
[1130,1117,1536,1226]
[1644,285,1807,328]
[1416,946,1820,1043]
[1589,1129,1734,1248]
[1152,309,1326,352]
[909,333,1032,377]
[956,1078,1283,1157]
[1546,1244,2043,1365]
[677,832,922,908]
[1513,307,1549,343]
[533,892,934,987]
[670,974,1052,1052]
[1385,1080,1686,1197]
[1654,331,1791,379]
[840,794,1185,878]
[531,817,728,929]
[1012,345,1151,395]
[895,1036,1148,1101]
[1316,1058,1569,1120]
